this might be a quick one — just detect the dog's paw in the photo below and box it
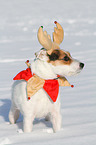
[17,129,23,134]
[43,128,53,134]
[6,122,10,124]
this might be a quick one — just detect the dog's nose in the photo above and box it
[79,62,84,69]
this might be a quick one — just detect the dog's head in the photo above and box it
[35,48,84,77]
[33,21,84,79]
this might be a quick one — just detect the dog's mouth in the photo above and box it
[67,70,81,76]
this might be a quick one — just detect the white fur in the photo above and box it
[9,49,83,133]
[52,59,82,77]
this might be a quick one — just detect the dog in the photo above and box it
[9,22,84,133]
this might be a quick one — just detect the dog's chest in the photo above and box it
[13,81,60,118]
[31,89,53,118]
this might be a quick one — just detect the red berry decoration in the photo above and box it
[71,85,74,88]
[27,60,29,63]
[28,97,30,100]
[57,75,60,78]
[54,21,57,24]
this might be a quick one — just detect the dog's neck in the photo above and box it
[31,59,57,80]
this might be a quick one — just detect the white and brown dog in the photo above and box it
[9,21,84,133]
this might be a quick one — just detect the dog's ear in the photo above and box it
[48,50,60,61]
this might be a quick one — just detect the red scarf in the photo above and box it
[13,68,59,102]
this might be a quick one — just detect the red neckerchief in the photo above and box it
[13,68,59,102]
[13,68,33,81]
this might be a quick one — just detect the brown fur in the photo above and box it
[48,49,73,66]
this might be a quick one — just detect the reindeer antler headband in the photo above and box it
[37,21,64,54]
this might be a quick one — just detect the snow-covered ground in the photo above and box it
[0,0,96,144]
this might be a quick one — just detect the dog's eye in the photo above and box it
[63,56,69,61]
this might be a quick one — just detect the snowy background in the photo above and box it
[0,0,96,144]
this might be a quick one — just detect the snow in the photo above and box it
[0,0,96,144]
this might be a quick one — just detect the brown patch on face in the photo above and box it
[66,51,71,57]
[47,49,73,66]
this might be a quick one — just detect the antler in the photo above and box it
[37,21,64,53]
[53,21,64,45]
[37,26,52,51]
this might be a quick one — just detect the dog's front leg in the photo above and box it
[23,115,34,133]
[51,110,62,133]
